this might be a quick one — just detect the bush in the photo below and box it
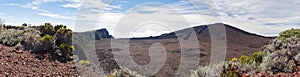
[278,28,300,43]
[54,27,72,45]
[108,67,145,77]
[22,23,27,27]
[59,44,75,60]
[239,55,250,65]
[0,23,75,62]
[40,34,54,52]
[78,60,91,65]
[21,28,41,51]
[260,29,300,73]
[230,57,238,62]
[221,62,240,77]
[39,23,55,36]
[15,26,25,30]
[54,25,64,31]
[190,62,224,77]
[0,29,24,46]
[250,52,263,65]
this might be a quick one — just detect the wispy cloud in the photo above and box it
[203,0,300,36]
[20,0,63,13]
[0,3,20,6]
[31,0,63,5]
[61,0,83,8]
[0,1,51,13]
[21,5,50,13]
[38,13,75,20]
[90,0,300,38]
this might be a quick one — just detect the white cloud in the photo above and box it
[131,29,170,38]
[61,0,83,8]
[206,0,300,36]
[73,0,126,32]
[0,3,19,6]
[38,13,75,20]
[31,0,63,5]
[0,1,51,13]
[21,5,50,13]
[87,0,300,38]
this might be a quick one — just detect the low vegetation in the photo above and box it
[191,28,300,77]
[107,67,145,77]
[0,23,75,62]
[78,60,91,65]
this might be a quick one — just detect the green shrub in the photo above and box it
[39,23,55,36]
[230,57,238,62]
[15,26,25,30]
[250,52,263,65]
[41,34,53,42]
[78,60,91,65]
[222,70,239,77]
[108,67,145,77]
[59,44,75,60]
[278,28,300,43]
[0,29,24,46]
[239,55,250,65]
[21,28,41,51]
[22,23,27,27]
[54,27,73,45]
[40,34,54,51]
[54,24,64,31]
[190,62,224,77]
[221,62,240,77]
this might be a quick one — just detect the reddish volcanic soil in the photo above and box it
[95,24,274,77]
[0,44,78,76]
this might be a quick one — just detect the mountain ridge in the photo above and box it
[130,23,275,40]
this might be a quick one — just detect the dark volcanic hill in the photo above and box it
[127,23,274,63]
[94,23,275,77]
[86,23,275,77]
[73,29,114,60]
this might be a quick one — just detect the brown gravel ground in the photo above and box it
[0,44,79,76]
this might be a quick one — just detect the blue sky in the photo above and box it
[0,0,300,38]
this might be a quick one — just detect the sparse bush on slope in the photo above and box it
[191,29,300,77]
[239,55,250,65]
[250,51,263,65]
[278,28,300,43]
[0,29,24,46]
[59,44,75,60]
[37,23,75,61]
[53,25,74,61]
[39,23,55,36]
[78,60,91,65]
[21,28,41,51]
[221,61,240,77]
[54,26,72,45]
[0,23,75,62]
[107,67,145,77]
[190,62,224,77]
[260,29,300,73]
[40,34,54,52]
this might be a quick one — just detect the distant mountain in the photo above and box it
[131,23,273,40]
[73,28,113,41]
[73,28,113,60]
[125,23,275,61]
[95,23,275,76]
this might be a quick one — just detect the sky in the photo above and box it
[0,0,300,38]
